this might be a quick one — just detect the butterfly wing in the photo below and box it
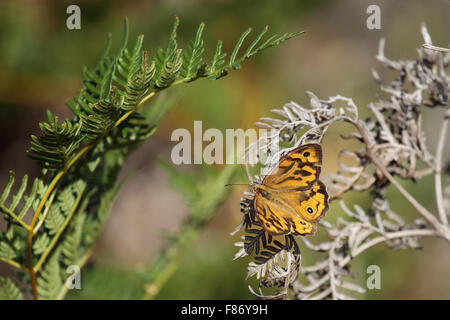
[254,193,316,236]
[284,180,329,222]
[253,143,329,236]
[263,144,322,191]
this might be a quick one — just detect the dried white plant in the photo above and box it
[232,24,450,300]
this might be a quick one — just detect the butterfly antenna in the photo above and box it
[224,183,248,187]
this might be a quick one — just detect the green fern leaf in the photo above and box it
[0,171,40,232]
[0,170,16,205]
[0,241,16,260]
[111,112,156,146]
[207,41,227,79]
[27,110,81,170]
[121,37,155,111]
[80,96,123,143]
[152,17,183,89]
[100,59,117,101]
[62,213,86,266]
[0,277,24,300]
[33,233,50,255]
[1,19,303,300]
[181,22,205,81]
[207,27,302,78]
[65,30,114,118]
[37,250,63,300]
[229,27,252,68]
[56,184,77,217]
[128,38,144,82]
[19,176,40,219]
[44,206,65,235]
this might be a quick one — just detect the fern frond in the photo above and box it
[122,45,156,111]
[0,171,41,230]
[56,182,80,216]
[62,212,86,266]
[38,181,84,237]
[100,56,116,101]
[44,206,65,236]
[37,180,86,266]
[80,95,123,143]
[229,27,252,68]
[0,171,27,221]
[27,110,81,170]
[33,233,50,256]
[0,171,44,269]
[0,277,24,300]
[65,32,114,118]
[109,112,156,148]
[5,18,302,299]
[127,36,144,85]
[37,250,63,300]
[205,26,303,80]
[181,22,206,81]
[207,41,227,79]
[152,17,183,89]
[0,241,16,260]
[82,170,131,248]
[227,27,302,71]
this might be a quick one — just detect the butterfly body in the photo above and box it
[252,144,329,236]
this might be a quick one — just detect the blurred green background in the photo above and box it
[0,0,449,299]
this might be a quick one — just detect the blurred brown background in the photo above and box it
[0,0,449,299]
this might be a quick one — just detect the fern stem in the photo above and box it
[27,145,91,299]
[0,257,28,272]
[0,204,30,230]
[27,171,65,299]
[32,191,57,234]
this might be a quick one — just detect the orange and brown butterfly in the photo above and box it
[252,143,329,236]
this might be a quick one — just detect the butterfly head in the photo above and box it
[253,184,273,200]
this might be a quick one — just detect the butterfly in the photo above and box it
[252,143,329,236]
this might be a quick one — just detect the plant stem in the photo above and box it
[27,169,66,299]
[340,228,440,267]
[370,152,446,234]
[33,191,56,234]
[422,44,450,53]
[434,108,449,226]
[343,117,450,240]
[0,204,30,230]
[0,257,28,272]
[34,186,86,272]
